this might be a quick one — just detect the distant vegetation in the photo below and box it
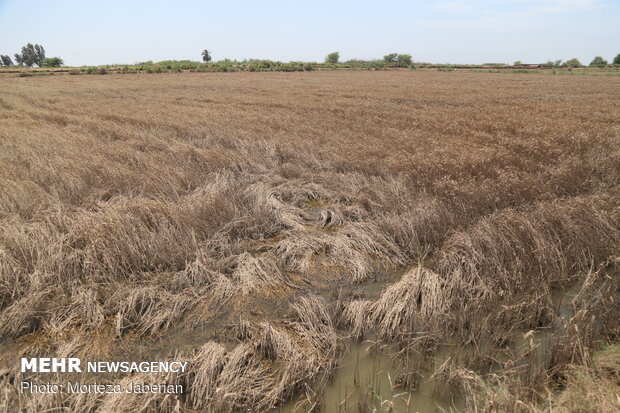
[1,45,620,74]
[40,57,64,67]
[325,51,340,64]
[563,57,583,68]
[55,57,617,76]
[13,43,47,67]
[590,56,608,66]
[383,53,412,65]
[0,43,64,68]
[0,55,13,66]
[63,57,417,75]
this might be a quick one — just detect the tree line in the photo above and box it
[2,44,620,69]
[0,43,63,67]
[324,51,413,66]
[537,55,620,68]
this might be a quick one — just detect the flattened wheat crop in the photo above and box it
[0,71,619,412]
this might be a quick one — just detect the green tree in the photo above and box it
[14,43,46,67]
[383,53,398,63]
[553,59,563,68]
[397,54,412,65]
[589,56,607,66]
[562,58,582,68]
[35,44,45,64]
[0,55,13,66]
[543,59,563,68]
[383,53,412,66]
[40,57,64,67]
[201,49,212,62]
[325,51,339,64]
[613,54,620,65]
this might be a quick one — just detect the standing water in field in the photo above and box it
[276,340,464,413]
[274,279,593,413]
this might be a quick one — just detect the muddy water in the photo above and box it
[105,275,583,413]
[273,278,585,413]
[505,281,583,381]
[276,341,464,413]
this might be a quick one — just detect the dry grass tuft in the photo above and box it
[371,267,447,340]
[113,287,193,336]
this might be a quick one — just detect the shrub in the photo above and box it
[370,61,387,70]
[97,67,108,75]
[383,53,412,67]
[303,63,315,71]
[325,52,339,64]
[397,54,412,65]
[383,53,398,63]
[562,58,582,68]
[614,54,620,65]
[40,57,64,67]
[69,68,81,75]
[543,59,563,68]
[589,56,607,66]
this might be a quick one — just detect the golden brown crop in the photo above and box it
[0,71,618,412]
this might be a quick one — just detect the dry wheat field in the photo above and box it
[0,71,619,412]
